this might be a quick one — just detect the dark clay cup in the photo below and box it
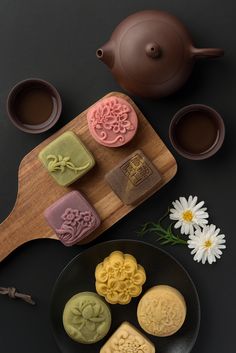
[169,104,225,160]
[7,78,62,133]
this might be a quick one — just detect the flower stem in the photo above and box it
[138,210,187,246]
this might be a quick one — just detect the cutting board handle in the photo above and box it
[0,211,29,261]
[0,156,56,262]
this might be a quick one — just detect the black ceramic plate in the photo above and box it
[51,240,200,353]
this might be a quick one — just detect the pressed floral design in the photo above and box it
[95,251,146,304]
[68,299,106,339]
[96,279,121,304]
[89,98,135,145]
[110,330,150,353]
[46,154,90,173]
[137,285,186,337]
[117,279,142,304]
[91,98,134,133]
[56,208,96,246]
[63,293,111,344]
[101,322,155,353]
[62,208,80,226]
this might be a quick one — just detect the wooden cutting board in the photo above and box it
[0,92,177,262]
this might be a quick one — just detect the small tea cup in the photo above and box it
[169,104,225,160]
[7,78,62,134]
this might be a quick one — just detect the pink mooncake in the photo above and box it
[87,96,138,147]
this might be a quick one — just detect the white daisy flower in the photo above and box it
[169,196,209,235]
[188,224,226,264]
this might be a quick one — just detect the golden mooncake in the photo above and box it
[137,285,186,337]
[100,321,155,353]
[95,251,146,304]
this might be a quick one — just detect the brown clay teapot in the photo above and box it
[96,10,224,98]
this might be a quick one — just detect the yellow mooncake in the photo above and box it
[137,285,186,337]
[95,251,146,304]
[100,321,155,353]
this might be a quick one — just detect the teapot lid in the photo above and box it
[116,11,191,87]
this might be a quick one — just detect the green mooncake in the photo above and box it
[38,131,95,186]
[62,292,111,344]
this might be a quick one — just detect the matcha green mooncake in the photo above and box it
[38,131,95,186]
[62,292,111,344]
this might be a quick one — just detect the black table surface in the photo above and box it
[0,1,235,352]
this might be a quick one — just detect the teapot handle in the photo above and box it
[191,47,224,58]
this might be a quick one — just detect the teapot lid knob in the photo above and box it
[145,42,161,58]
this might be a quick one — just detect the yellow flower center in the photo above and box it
[182,210,193,222]
[204,240,212,248]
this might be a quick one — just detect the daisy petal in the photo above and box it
[172,200,183,212]
[169,213,180,221]
[193,200,205,211]
[174,220,182,229]
[180,224,185,235]
[180,197,189,210]
[190,196,198,208]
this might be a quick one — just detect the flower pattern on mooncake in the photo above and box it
[44,191,101,246]
[137,285,187,337]
[87,96,138,147]
[63,292,111,344]
[38,131,95,186]
[56,208,96,245]
[100,321,155,353]
[46,154,90,173]
[95,251,146,304]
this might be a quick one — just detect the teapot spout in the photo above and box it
[96,41,114,69]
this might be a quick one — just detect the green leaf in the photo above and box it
[138,210,187,246]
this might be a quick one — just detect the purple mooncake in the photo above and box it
[44,191,101,246]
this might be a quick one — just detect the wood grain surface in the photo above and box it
[0,92,177,262]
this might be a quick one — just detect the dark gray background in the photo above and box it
[0,0,235,352]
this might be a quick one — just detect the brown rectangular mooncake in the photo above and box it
[105,150,162,205]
